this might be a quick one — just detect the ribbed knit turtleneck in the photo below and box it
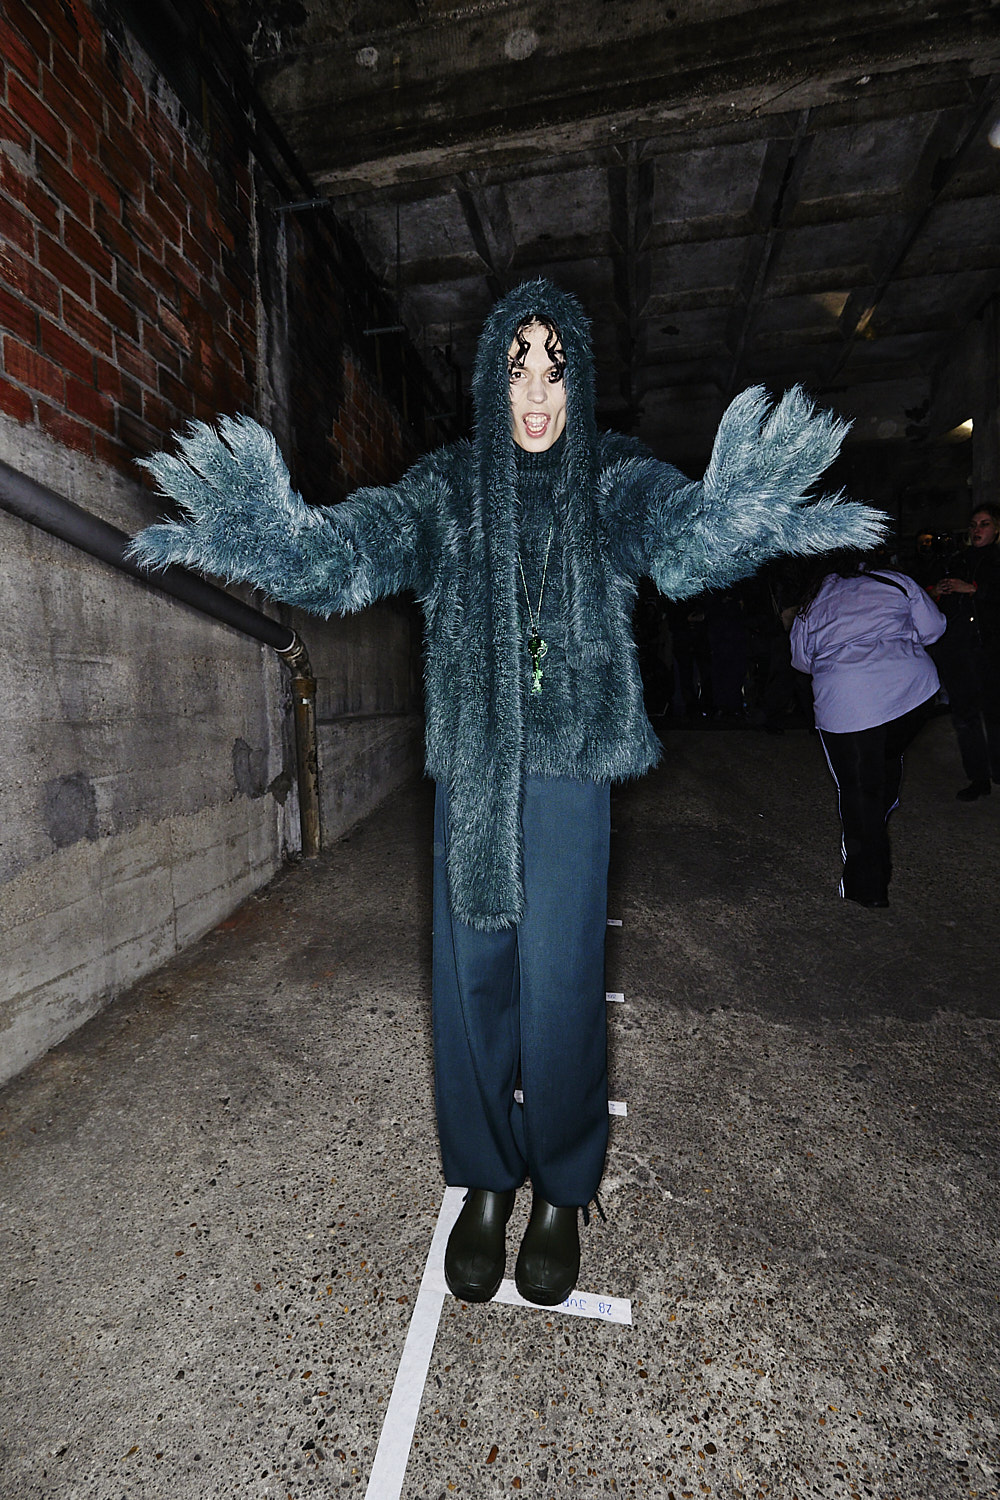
[513,435,580,768]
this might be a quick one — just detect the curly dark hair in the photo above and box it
[507,316,567,382]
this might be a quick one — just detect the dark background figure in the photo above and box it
[923,505,1000,800]
[742,565,813,732]
[705,588,750,721]
[666,597,715,721]
[790,550,946,907]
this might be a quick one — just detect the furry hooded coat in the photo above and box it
[130,279,885,929]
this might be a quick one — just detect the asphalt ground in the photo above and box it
[1,714,998,1500]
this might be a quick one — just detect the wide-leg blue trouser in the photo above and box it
[432,776,610,1208]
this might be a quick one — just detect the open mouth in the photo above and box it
[522,413,550,438]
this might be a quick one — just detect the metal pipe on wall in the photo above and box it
[0,456,322,857]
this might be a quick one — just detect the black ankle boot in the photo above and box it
[514,1194,580,1307]
[444,1188,516,1302]
[957,781,991,801]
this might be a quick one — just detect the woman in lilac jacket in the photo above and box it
[790,554,946,907]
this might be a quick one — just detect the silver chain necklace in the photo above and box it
[517,525,554,694]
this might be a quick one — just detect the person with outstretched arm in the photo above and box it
[129,279,885,1308]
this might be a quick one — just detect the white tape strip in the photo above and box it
[606,991,624,1004]
[607,918,622,926]
[491,1279,632,1324]
[363,1189,463,1500]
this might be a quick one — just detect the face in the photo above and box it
[969,511,999,548]
[508,322,567,451]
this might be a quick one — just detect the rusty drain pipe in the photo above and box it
[0,455,323,859]
[274,634,321,858]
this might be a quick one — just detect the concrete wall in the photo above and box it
[0,0,431,1085]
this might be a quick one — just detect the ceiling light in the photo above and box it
[942,419,974,443]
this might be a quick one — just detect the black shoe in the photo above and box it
[514,1195,580,1307]
[956,782,991,801]
[444,1188,516,1303]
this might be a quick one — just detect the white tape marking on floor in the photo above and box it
[606,991,624,1004]
[363,1188,464,1500]
[491,1279,632,1324]
[607,917,622,926]
[367,1181,633,1497]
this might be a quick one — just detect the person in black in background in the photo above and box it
[926,505,1000,800]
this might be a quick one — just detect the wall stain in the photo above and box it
[43,773,99,848]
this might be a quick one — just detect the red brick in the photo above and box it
[93,427,126,469]
[71,147,120,216]
[136,248,175,304]
[39,400,94,454]
[122,199,162,261]
[63,294,113,356]
[158,302,192,353]
[180,226,215,282]
[157,366,193,417]
[3,336,64,400]
[121,60,146,116]
[97,132,145,202]
[0,374,34,422]
[42,62,100,155]
[113,261,159,323]
[94,356,123,403]
[164,242,200,299]
[3,0,52,65]
[0,198,36,256]
[63,217,113,283]
[142,389,171,430]
[37,232,93,304]
[66,374,113,430]
[0,101,32,152]
[93,200,140,270]
[139,319,179,376]
[41,1,84,63]
[62,0,103,60]
[49,34,105,116]
[0,156,60,236]
[147,101,184,167]
[7,73,68,159]
[0,286,37,343]
[117,407,158,454]
[94,280,138,342]
[37,145,92,224]
[143,189,183,251]
[0,20,41,84]
[39,317,94,383]
[150,168,189,233]
[118,372,142,415]
[113,335,156,387]
[0,245,61,316]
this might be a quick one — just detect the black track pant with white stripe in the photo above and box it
[819,697,935,904]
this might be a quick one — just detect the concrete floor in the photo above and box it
[1,715,998,1500]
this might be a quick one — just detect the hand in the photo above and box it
[935,577,976,596]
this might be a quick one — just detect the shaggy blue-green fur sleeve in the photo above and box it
[127,415,438,615]
[601,386,887,597]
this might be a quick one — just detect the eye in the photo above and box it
[546,367,564,384]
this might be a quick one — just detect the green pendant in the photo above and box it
[528,631,548,694]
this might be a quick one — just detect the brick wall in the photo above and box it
[0,0,423,489]
[0,0,430,1085]
[0,0,259,469]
